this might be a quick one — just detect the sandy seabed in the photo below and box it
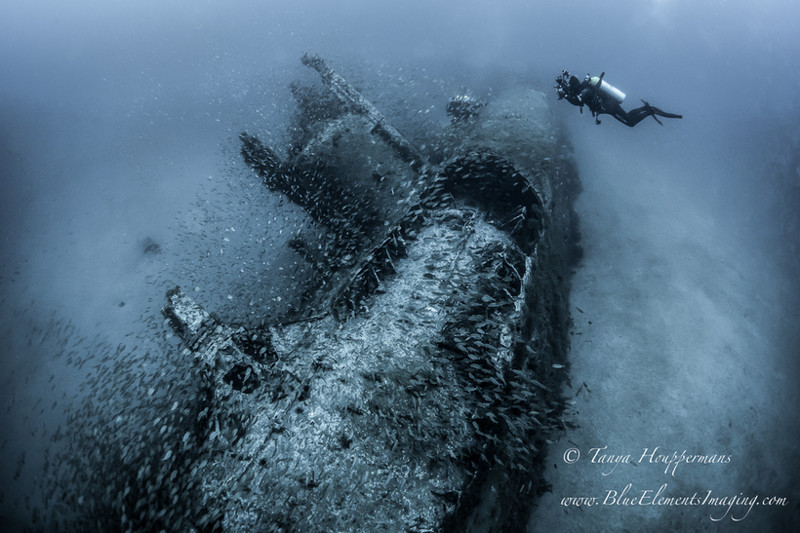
[529,128,799,532]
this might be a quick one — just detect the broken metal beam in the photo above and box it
[301,53,426,170]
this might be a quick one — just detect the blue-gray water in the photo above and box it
[1,1,798,530]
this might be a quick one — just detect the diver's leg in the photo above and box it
[604,102,635,127]
[609,107,649,127]
[610,113,633,126]
[612,102,682,127]
[618,104,658,127]
[635,100,683,124]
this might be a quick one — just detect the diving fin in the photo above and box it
[654,108,683,119]
[642,99,682,120]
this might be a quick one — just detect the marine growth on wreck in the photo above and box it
[46,54,582,532]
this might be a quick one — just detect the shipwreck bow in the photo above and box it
[163,54,581,531]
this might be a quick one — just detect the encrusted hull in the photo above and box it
[163,55,581,531]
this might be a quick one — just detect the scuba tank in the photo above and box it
[588,74,626,104]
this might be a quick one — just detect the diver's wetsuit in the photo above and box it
[556,71,682,127]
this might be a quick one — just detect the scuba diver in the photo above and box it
[555,70,682,127]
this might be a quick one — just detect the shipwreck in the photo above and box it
[161,54,581,531]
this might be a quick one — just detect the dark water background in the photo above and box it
[1,0,798,529]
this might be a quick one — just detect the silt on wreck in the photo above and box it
[160,54,582,531]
